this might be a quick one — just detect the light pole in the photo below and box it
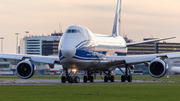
[25,31,29,37]
[15,33,19,54]
[0,37,4,53]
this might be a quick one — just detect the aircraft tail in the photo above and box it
[112,0,122,37]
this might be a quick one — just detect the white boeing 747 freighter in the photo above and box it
[0,0,180,83]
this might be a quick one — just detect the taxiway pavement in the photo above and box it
[0,79,170,85]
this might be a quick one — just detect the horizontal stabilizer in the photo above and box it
[126,36,176,46]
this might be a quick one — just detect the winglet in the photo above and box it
[126,36,176,46]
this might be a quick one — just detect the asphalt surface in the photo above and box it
[0,79,166,85]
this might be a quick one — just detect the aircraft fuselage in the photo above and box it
[59,25,127,71]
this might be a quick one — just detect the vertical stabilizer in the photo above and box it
[112,0,122,36]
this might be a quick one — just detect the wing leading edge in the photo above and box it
[0,53,60,64]
[106,52,180,66]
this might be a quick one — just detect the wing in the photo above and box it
[126,37,175,46]
[106,52,180,78]
[107,52,180,65]
[0,53,60,79]
[0,53,60,64]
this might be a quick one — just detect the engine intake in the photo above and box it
[148,58,168,78]
[16,60,36,79]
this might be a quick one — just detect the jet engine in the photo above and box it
[16,60,36,79]
[148,58,168,78]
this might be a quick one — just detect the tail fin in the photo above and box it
[112,0,122,36]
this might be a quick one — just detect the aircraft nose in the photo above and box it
[61,44,76,59]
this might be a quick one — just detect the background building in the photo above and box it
[20,32,62,56]
[127,38,180,55]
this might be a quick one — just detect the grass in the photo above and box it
[132,75,180,81]
[0,75,60,79]
[0,83,180,101]
[1,75,180,100]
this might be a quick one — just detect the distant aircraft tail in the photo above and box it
[112,0,122,37]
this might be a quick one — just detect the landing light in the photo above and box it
[72,69,77,73]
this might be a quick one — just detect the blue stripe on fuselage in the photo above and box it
[72,56,100,60]
[115,52,127,56]
[76,40,90,48]
[75,50,98,58]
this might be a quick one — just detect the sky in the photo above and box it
[1,0,180,53]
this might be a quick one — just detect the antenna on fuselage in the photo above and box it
[112,0,122,37]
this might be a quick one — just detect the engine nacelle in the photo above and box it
[16,60,36,79]
[148,58,168,78]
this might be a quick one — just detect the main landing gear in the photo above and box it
[83,71,94,83]
[61,68,80,83]
[103,71,114,82]
[119,65,132,82]
[83,71,114,83]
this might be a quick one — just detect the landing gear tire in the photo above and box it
[74,76,80,83]
[68,76,74,83]
[111,76,114,82]
[61,76,66,83]
[128,76,132,82]
[104,76,108,82]
[68,76,71,83]
[83,76,87,83]
[90,76,94,83]
[121,75,125,82]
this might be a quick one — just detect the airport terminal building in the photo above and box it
[128,38,180,55]
[20,33,62,56]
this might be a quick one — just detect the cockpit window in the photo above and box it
[77,30,81,33]
[72,30,77,33]
[67,30,72,33]
[66,29,81,33]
